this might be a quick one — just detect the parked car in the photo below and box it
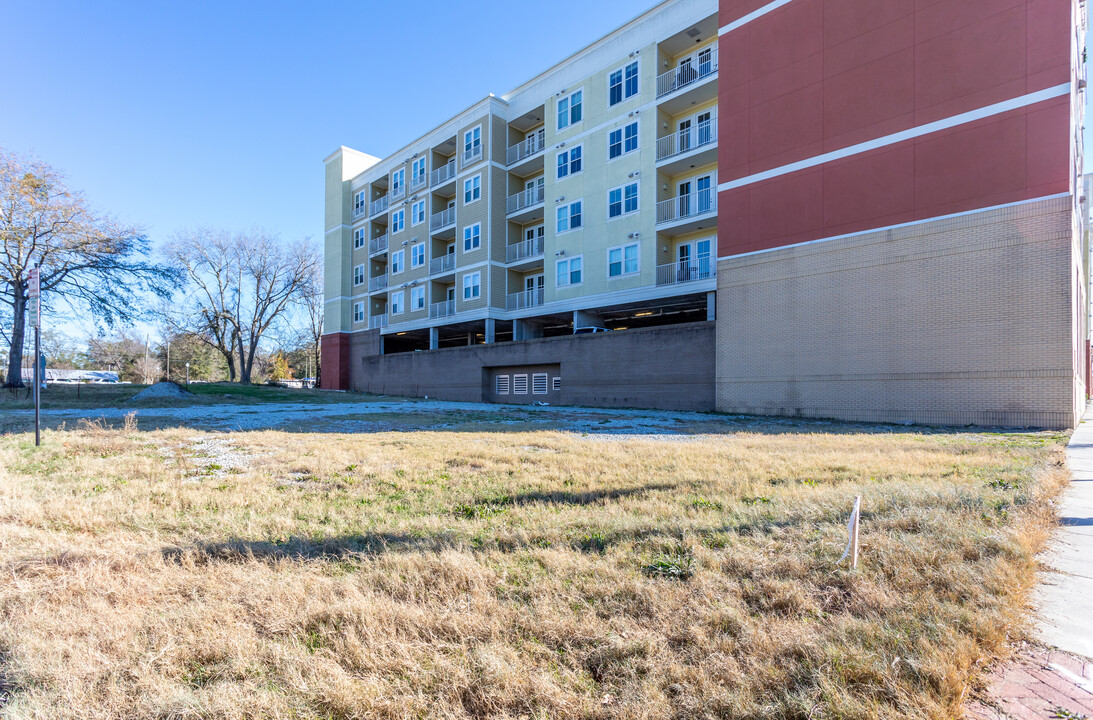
[573,327,609,335]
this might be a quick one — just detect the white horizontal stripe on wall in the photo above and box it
[719,0,797,35]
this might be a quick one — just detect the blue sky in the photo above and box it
[0,0,642,248]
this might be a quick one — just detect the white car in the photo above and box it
[573,326,610,335]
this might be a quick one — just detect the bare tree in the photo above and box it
[133,355,162,385]
[164,229,319,384]
[0,150,175,387]
[298,254,323,386]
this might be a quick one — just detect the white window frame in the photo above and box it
[411,157,428,184]
[353,228,366,249]
[532,373,548,395]
[353,264,366,286]
[608,120,639,160]
[555,255,583,288]
[391,209,405,233]
[391,168,405,193]
[410,243,425,268]
[552,376,561,391]
[463,174,481,204]
[410,286,425,311]
[390,250,404,274]
[513,374,529,395]
[607,181,640,219]
[353,190,366,213]
[411,199,426,226]
[390,290,404,315]
[607,242,640,278]
[556,200,583,235]
[556,88,583,131]
[496,375,510,395]
[463,223,481,252]
[464,126,482,155]
[463,272,482,300]
[352,302,365,323]
[608,60,639,106]
[556,144,583,180]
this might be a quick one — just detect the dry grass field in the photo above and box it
[0,404,1070,720]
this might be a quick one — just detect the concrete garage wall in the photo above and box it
[355,322,715,411]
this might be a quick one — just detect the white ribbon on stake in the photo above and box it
[837,496,862,569]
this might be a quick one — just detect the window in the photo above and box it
[391,209,404,233]
[464,126,482,161]
[556,256,583,287]
[391,250,404,274]
[496,375,510,395]
[353,264,365,286]
[411,243,425,268]
[411,200,426,226]
[609,61,639,106]
[513,374,529,394]
[353,228,366,249]
[463,272,481,300]
[609,121,639,159]
[353,191,366,213]
[353,302,365,323]
[464,175,481,204]
[532,373,548,395]
[463,223,481,252]
[391,168,405,194]
[557,89,582,130]
[608,182,639,218]
[552,376,561,391]
[556,200,583,234]
[556,145,582,179]
[411,157,427,184]
[608,243,640,277]
[390,290,404,315]
[410,287,425,310]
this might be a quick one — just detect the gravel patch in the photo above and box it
[128,382,195,402]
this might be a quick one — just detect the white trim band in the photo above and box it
[720,0,797,35]
[718,83,1072,193]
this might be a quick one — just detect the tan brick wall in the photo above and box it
[715,196,1083,429]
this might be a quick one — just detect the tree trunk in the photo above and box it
[219,349,236,382]
[313,345,321,387]
[4,292,27,388]
[237,335,252,385]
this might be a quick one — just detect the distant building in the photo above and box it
[20,369,120,384]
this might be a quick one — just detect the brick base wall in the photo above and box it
[319,333,352,390]
[715,196,1082,429]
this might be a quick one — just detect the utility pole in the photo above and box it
[166,340,171,381]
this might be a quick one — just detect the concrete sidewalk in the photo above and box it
[1036,409,1093,659]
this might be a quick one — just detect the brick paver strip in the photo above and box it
[967,646,1093,719]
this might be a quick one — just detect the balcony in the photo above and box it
[656,260,715,287]
[390,184,406,202]
[410,172,427,192]
[369,195,389,217]
[369,275,388,292]
[656,115,718,174]
[506,236,545,267]
[656,46,718,113]
[430,299,456,319]
[369,234,388,254]
[506,288,544,311]
[431,160,456,187]
[369,314,388,330]
[430,253,456,276]
[656,190,718,235]
[430,207,457,235]
[506,185,545,222]
[352,205,368,222]
[462,145,483,168]
[507,131,546,175]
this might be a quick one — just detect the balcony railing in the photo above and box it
[431,207,456,231]
[506,185,545,214]
[507,131,546,165]
[656,190,717,225]
[369,234,388,254]
[410,172,427,191]
[656,116,718,161]
[506,288,545,311]
[369,195,389,217]
[352,205,368,221]
[430,160,456,186]
[462,145,483,167]
[369,275,388,292]
[657,46,719,98]
[430,299,456,319]
[506,236,545,263]
[390,184,406,202]
[369,314,388,330]
[430,253,456,275]
[656,260,715,287]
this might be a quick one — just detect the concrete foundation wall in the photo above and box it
[354,322,715,412]
[715,196,1081,429]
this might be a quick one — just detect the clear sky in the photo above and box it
[0,0,645,249]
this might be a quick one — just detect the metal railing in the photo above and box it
[506,236,545,263]
[369,195,389,217]
[369,234,388,254]
[507,131,546,165]
[656,45,719,98]
[506,288,544,311]
[656,190,717,225]
[462,145,483,167]
[656,116,718,161]
[506,185,545,214]
[430,299,456,319]
[430,207,456,231]
[430,160,456,186]
[369,275,388,292]
[410,172,427,191]
[352,205,368,221]
[369,314,388,330]
[430,253,456,275]
[656,260,715,286]
[390,184,406,202]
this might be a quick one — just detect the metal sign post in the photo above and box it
[28,266,41,447]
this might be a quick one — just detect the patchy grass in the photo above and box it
[0,381,379,410]
[0,413,1070,719]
